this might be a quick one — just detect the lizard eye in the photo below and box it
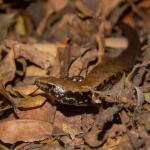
[35,80,54,92]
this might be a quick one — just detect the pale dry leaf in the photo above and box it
[105,37,128,49]
[17,95,46,108]
[0,119,53,143]
[33,43,59,61]
[96,20,112,63]
[26,65,48,77]
[13,85,37,95]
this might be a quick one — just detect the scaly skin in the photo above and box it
[35,23,140,106]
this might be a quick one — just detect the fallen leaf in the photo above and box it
[25,65,48,77]
[0,119,53,143]
[18,95,46,108]
[14,102,54,123]
[4,40,61,69]
[50,0,68,12]
[15,15,26,36]
[0,143,9,150]
[0,50,16,84]
[13,85,38,95]
[96,0,123,18]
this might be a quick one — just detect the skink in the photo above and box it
[35,23,140,106]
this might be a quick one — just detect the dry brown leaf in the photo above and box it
[13,85,37,95]
[4,40,62,69]
[0,119,53,143]
[138,0,150,8]
[15,57,27,76]
[102,134,132,150]
[18,95,46,108]
[17,102,83,139]
[36,0,68,35]
[26,65,48,77]
[75,0,94,17]
[0,143,9,150]
[14,102,54,123]
[49,0,68,12]
[54,110,82,139]
[69,49,97,77]
[0,95,46,113]
[0,50,16,84]
[69,57,83,77]
[96,0,123,18]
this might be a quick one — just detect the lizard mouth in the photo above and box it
[35,80,93,106]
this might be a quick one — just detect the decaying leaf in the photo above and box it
[0,119,53,143]
[0,50,16,84]
[13,85,38,95]
[17,95,46,108]
[0,0,149,149]
[4,40,63,69]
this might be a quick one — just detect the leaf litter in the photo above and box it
[0,0,149,149]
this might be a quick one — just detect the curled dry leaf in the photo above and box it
[0,83,18,112]
[84,106,121,147]
[15,57,27,76]
[4,40,64,69]
[0,119,53,143]
[0,95,46,113]
[0,50,16,84]
[69,49,97,77]
[68,57,83,77]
